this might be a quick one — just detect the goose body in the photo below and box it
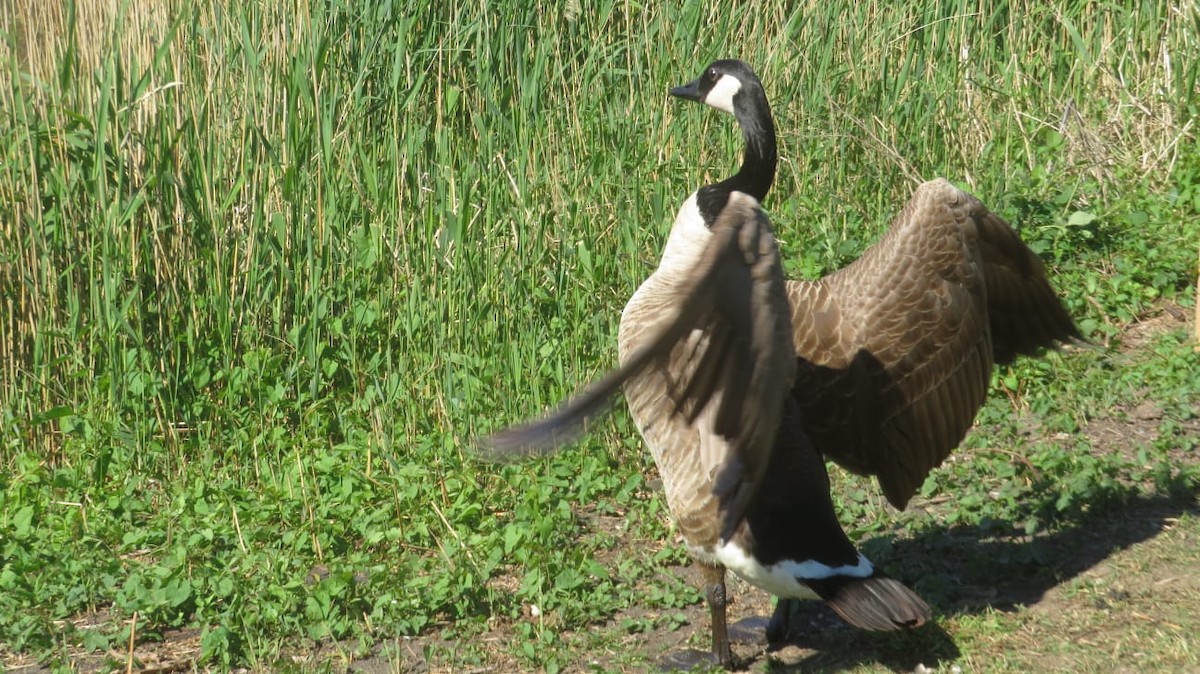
[620,193,931,623]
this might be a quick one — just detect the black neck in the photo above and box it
[697,90,777,225]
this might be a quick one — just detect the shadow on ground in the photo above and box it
[756,489,1199,672]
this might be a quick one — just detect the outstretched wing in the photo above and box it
[788,179,1079,508]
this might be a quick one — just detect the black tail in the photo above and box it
[808,574,931,631]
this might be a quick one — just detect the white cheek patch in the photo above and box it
[705,74,742,115]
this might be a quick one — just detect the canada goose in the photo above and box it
[482,58,1079,668]
[673,59,1081,636]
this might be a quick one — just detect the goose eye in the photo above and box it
[707,68,718,80]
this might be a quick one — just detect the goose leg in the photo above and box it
[702,563,734,667]
[657,561,739,666]
[766,597,798,643]
[657,563,736,671]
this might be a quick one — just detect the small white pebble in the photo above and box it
[914,665,931,674]
[529,604,541,618]
[951,666,963,674]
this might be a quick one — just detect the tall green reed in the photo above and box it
[0,0,1194,474]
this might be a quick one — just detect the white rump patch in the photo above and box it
[713,540,874,599]
[705,74,742,115]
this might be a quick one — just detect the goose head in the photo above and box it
[671,59,778,222]
[670,60,762,115]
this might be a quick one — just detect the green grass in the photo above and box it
[1,0,1198,670]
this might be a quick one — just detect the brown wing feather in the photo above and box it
[974,208,1082,364]
[480,194,794,543]
[789,179,1076,509]
[621,193,795,546]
